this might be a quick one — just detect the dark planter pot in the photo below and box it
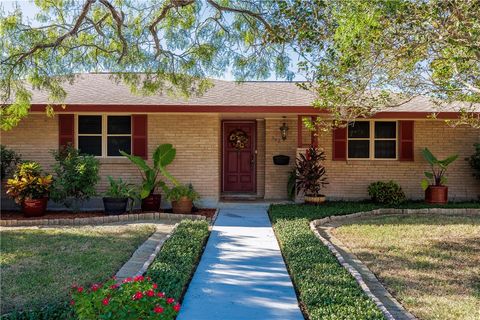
[103,197,128,215]
[273,155,290,165]
[141,194,161,212]
[425,186,448,204]
[172,196,193,214]
[22,197,48,217]
[304,195,326,205]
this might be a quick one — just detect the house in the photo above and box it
[1,73,479,209]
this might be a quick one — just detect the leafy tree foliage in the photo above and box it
[275,0,480,129]
[1,0,290,130]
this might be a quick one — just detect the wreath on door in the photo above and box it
[229,129,248,150]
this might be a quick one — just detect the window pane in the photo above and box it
[348,122,370,138]
[108,116,131,134]
[375,140,396,158]
[108,136,131,156]
[348,140,370,158]
[78,136,102,156]
[375,122,396,138]
[78,116,102,134]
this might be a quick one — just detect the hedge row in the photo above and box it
[2,220,210,320]
[269,201,479,320]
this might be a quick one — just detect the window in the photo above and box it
[77,115,131,157]
[347,121,397,159]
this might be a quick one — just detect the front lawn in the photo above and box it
[269,201,479,320]
[333,214,480,320]
[0,225,155,315]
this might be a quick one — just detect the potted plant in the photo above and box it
[165,184,200,214]
[421,148,458,204]
[6,162,53,217]
[120,144,178,212]
[103,176,137,215]
[295,146,329,204]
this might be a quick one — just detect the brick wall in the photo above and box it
[299,120,479,200]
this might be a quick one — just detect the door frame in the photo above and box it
[221,120,257,194]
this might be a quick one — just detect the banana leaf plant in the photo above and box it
[120,144,179,199]
[421,148,458,191]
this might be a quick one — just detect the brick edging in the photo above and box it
[310,208,479,320]
[0,212,206,228]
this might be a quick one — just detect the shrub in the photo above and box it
[295,146,328,197]
[165,184,200,202]
[146,220,209,299]
[50,145,100,211]
[1,145,21,179]
[71,276,180,320]
[6,162,53,204]
[368,180,406,205]
[466,143,480,180]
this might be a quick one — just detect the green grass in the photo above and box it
[334,214,480,320]
[0,225,155,316]
[146,220,210,300]
[269,201,479,320]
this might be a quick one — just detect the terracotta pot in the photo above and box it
[22,197,48,217]
[304,195,326,205]
[141,194,161,212]
[171,196,193,214]
[103,197,128,215]
[425,186,448,204]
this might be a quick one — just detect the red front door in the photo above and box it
[222,121,256,193]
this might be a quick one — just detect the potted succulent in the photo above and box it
[120,144,178,211]
[421,148,458,204]
[103,176,137,215]
[295,146,329,204]
[165,184,200,214]
[6,162,53,217]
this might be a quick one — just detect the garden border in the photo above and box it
[0,212,206,227]
[310,207,480,320]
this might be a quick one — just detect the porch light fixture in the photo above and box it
[279,120,289,141]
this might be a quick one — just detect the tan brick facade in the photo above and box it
[2,114,478,208]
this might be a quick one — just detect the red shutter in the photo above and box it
[132,115,148,159]
[332,126,347,161]
[399,120,414,161]
[58,114,74,149]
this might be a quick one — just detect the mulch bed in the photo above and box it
[0,208,217,220]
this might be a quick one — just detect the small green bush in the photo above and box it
[50,145,100,211]
[368,180,406,205]
[146,220,209,299]
[0,145,21,179]
[466,143,480,180]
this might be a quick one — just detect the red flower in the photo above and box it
[166,298,175,304]
[146,289,155,297]
[153,306,164,314]
[152,283,158,289]
[123,277,133,283]
[102,297,110,306]
[173,303,181,312]
[133,275,144,282]
[70,300,75,306]
[156,292,165,298]
[77,287,84,293]
[91,284,101,292]
[133,291,143,300]
[110,284,119,290]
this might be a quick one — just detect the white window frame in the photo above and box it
[347,120,398,160]
[75,114,132,158]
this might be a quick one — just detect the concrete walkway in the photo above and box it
[178,205,304,320]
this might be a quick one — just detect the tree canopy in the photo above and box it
[1,0,479,130]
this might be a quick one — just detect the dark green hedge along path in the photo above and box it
[269,201,480,320]
[1,220,210,320]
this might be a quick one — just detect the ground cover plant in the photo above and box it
[269,201,479,320]
[333,214,480,320]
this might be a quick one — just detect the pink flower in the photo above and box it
[173,303,181,312]
[146,289,155,297]
[70,300,75,306]
[91,284,101,292]
[166,297,175,304]
[77,287,84,293]
[133,275,144,282]
[153,306,164,314]
[102,297,110,306]
[110,284,119,290]
[152,283,158,289]
[133,291,143,300]
[123,277,133,283]
[156,292,165,298]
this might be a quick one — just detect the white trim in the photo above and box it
[347,120,398,160]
